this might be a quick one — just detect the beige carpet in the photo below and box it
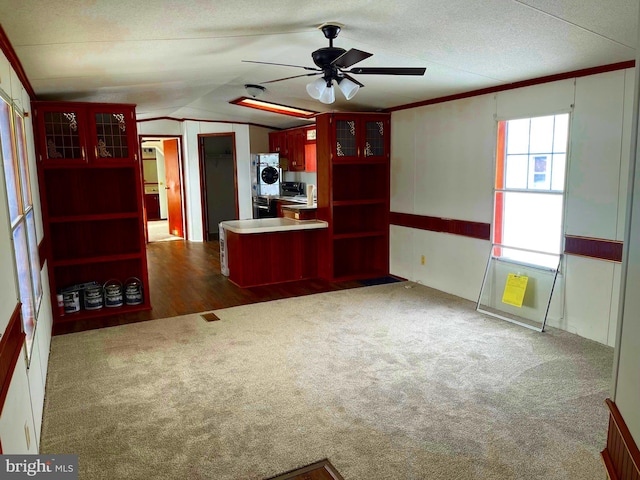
[40,282,612,479]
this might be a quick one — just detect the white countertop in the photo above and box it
[282,203,317,210]
[220,217,327,234]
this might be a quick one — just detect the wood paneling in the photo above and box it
[564,235,623,262]
[390,212,491,240]
[602,399,640,480]
[0,304,25,414]
[226,229,319,287]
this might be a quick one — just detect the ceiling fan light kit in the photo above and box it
[306,77,326,100]
[336,77,360,100]
[243,23,426,105]
[319,85,336,104]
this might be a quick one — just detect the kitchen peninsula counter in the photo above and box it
[220,218,326,288]
[220,217,325,234]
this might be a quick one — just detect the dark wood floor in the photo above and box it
[53,240,365,335]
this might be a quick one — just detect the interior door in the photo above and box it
[163,139,184,238]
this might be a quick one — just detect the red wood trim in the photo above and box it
[0,304,26,415]
[601,449,619,480]
[136,116,282,131]
[387,61,635,113]
[38,236,47,269]
[564,235,623,262]
[390,211,491,240]
[0,25,36,100]
[603,398,640,480]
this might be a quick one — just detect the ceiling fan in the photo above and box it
[242,23,426,104]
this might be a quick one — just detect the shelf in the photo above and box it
[333,230,386,240]
[42,161,137,169]
[333,199,386,206]
[49,212,139,223]
[52,252,143,267]
[331,157,387,165]
[55,303,151,323]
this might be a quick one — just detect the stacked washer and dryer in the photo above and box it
[251,153,281,218]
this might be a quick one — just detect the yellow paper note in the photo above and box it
[502,273,529,307]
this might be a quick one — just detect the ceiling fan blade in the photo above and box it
[260,72,322,84]
[341,73,365,88]
[242,60,320,72]
[348,67,427,76]
[332,48,373,69]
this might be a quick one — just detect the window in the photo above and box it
[0,93,41,359]
[493,114,569,269]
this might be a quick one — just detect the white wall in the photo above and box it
[612,28,640,447]
[137,119,255,242]
[390,69,635,346]
[0,49,53,453]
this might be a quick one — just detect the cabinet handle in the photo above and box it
[95,146,98,158]
[81,147,85,160]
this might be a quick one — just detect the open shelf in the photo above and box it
[332,163,388,202]
[49,212,139,223]
[44,167,140,217]
[55,303,151,323]
[332,203,388,235]
[50,217,142,261]
[332,236,388,279]
[52,253,143,267]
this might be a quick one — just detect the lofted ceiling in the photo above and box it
[0,0,637,129]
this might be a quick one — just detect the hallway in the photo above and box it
[53,240,365,335]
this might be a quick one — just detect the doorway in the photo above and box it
[198,133,239,241]
[140,136,186,243]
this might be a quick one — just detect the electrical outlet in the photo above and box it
[421,255,426,265]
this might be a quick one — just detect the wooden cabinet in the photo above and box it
[33,101,150,324]
[287,128,306,171]
[145,193,160,220]
[316,113,390,281]
[268,131,288,158]
[268,126,316,172]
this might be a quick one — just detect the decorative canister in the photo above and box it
[61,286,81,314]
[124,277,144,305]
[83,283,104,310]
[104,279,123,307]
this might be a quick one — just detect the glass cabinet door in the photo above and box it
[363,119,387,158]
[41,108,87,162]
[334,118,358,158]
[92,110,131,161]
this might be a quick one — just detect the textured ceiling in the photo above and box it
[0,0,637,128]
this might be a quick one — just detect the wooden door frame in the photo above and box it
[197,132,239,241]
[138,134,187,241]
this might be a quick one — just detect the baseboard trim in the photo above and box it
[602,398,640,480]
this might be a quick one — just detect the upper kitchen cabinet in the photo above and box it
[287,128,306,171]
[33,101,138,166]
[268,130,288,159]
[268,126,316,172]
[316,112,390,281]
